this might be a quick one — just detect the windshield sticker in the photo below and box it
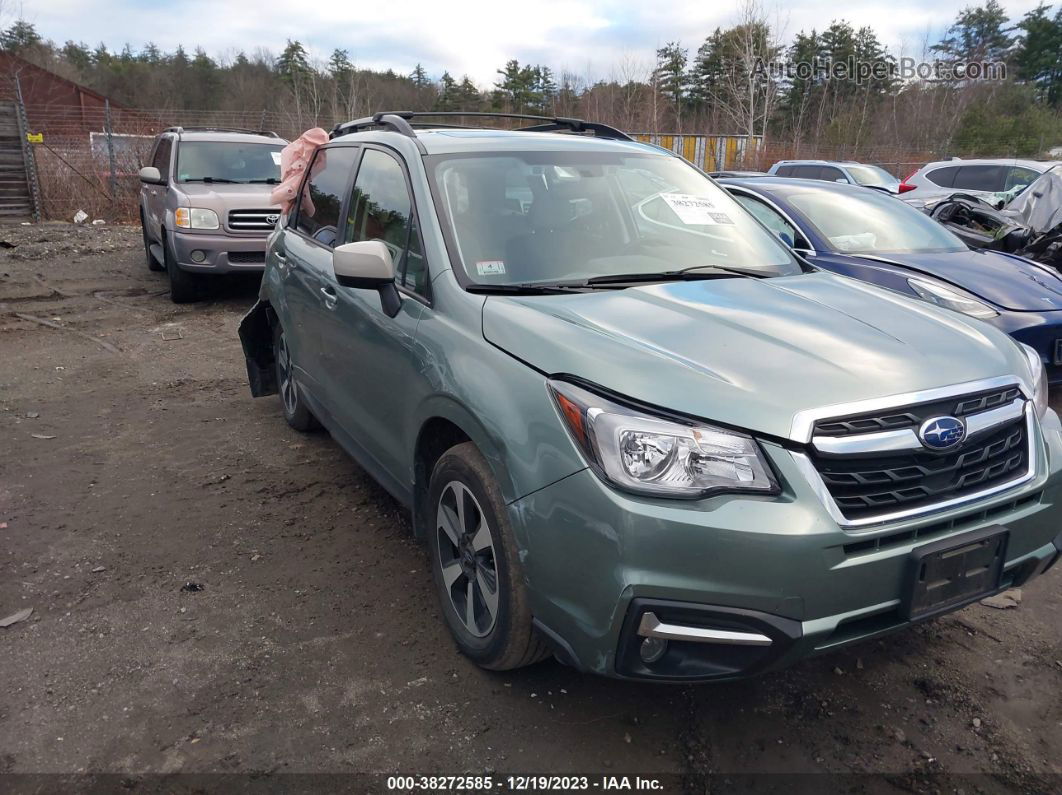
[270,151,283,165]
[660,193,731,225]
[476,260,506,276]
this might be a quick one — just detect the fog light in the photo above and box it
[190,250,206,263]
[639,636,668,664]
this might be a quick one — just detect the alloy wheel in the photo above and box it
[276,333,298,417]
[436,481,499,637]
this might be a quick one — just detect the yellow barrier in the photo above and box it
[631,133,763,171]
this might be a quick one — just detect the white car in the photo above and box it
[898,158,1060,206]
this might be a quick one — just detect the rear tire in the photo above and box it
[164,232,204,304]
[141,211,163,272]
[273,324,319,432]
[427,442,550,670]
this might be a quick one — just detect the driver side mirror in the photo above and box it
[333,240,401,317]
[139,166,163,184]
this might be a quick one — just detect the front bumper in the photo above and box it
[510,408,1062,682]
[169,229,269,274]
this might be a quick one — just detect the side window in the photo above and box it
[820,167,847,183]
[926,166,959,187]
[775,166,795,177]
[294,146,359,247]
[1004,167,1039,192]
[733,194,804,248]
[953,165,1005,192]
[151,137,172,181]
[342,149,428,295]
[791,165,821,179]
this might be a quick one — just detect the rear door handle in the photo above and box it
[320,286,337,310]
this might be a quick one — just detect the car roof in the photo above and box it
[331,126,667,157]
[173,131,287,145]
[918,158,1061,171]
[772,160,872,167]
[719,176,877,197]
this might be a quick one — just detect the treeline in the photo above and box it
[3,0,1062,158]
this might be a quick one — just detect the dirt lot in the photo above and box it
[1,224,1060,792]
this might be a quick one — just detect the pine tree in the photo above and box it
[410,63,429,87]
[932,0,1014,62]
[1013,4,1062,105]
[0,20,42,52]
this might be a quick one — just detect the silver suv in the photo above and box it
[138,127,287,303]
[897,158,1060,206]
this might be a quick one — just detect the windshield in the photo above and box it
[788,188,967,254]
[428,151,801,286]
[844,165,898,187]
[176,141,284,183]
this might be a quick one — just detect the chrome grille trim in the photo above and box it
[793,406,1037,529]
[228,208,280,231]
[811,397,1027,455]
[789,375,1030,443]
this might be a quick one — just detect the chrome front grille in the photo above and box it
[790,379,1036,528]
[228,209,280,231]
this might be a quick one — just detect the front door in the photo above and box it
[145,135,172,241]
[318,146,430,490]
[279,145,360,399]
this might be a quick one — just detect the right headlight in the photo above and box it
[175,207,220,230]
[1020,343,1048,418]
[908,277,998,319]
[548,379,779,499]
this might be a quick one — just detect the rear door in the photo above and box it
[278,144,360,399]
[318,146,429,490]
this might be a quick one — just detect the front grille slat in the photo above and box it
[808,385,1030,523]
[228,209,279,231]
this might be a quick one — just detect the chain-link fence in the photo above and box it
[24,103,946,222]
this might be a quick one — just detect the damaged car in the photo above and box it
[721,177,1062,385]
[240,112,1062,682]
[924,167,1062,270]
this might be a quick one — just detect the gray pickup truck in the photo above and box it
[138,127,287,302]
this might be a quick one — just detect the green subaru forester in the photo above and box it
[239,112,1062,682]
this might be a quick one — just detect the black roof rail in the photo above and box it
[330,111,633,142]
[164,126,282,138]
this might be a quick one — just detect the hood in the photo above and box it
[482,273,1028,440]
[851,249,1062,312]
[177,182,281,209]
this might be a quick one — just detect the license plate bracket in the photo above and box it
[901,525,1009,620]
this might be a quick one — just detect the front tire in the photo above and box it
[273,324,319,432]
[427,442,550,670]
[164,232,203,304]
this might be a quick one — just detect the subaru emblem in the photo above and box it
[919,416,966,450]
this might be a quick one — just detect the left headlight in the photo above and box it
[908,277,998,319]
[175,207,220,230]
[548,379,779,499]
[1020,343,1049,418]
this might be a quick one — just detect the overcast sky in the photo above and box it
[23,0,1049,85]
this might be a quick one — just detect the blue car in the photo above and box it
[719,177,1062,384]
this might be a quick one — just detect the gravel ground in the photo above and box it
[0,224,1060,792]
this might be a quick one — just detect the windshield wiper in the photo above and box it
[575,265,770,287]
[183,177,238,183]
[465,283,580,296]
[249,178,280,184]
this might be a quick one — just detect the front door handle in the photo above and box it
[320,286,337,310]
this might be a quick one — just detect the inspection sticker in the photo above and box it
[661,193,731,225]
[476,260,506,276]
